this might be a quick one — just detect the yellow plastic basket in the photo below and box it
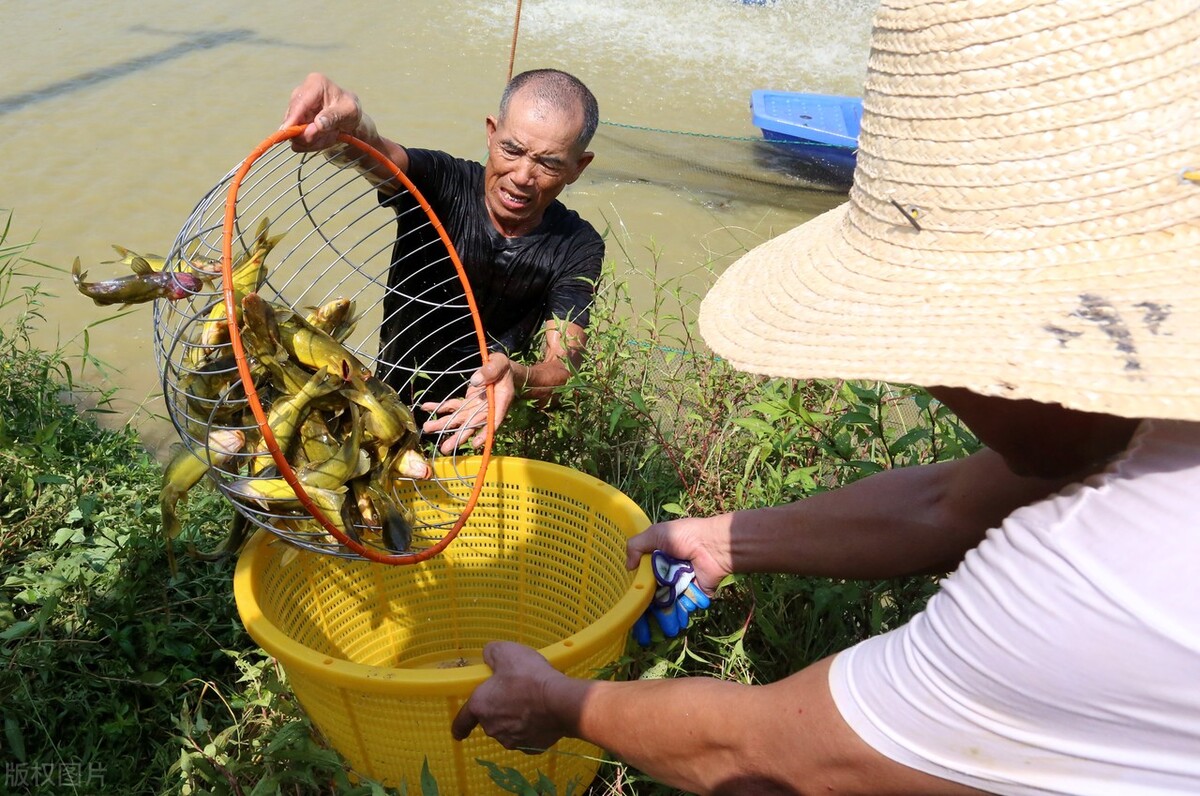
[233,456,655,794]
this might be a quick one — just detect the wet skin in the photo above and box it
[482,90,594,238]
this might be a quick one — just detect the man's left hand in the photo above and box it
[421,353,517,455]
[450,641,570,752]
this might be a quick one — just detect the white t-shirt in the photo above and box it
[829,419,1200,795]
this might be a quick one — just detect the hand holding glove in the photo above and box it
[632,550,712,647]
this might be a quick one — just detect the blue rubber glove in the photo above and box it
[632,550,712,647]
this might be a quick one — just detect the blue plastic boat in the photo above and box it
[750,90,862,186]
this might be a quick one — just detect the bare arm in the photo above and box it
[422,319,586,453]
[453,447,1072,793]
[510,319,585,404]
[569,656,987,795]
[453,415,1116,792]
[454,644,984,796]
[628,448,1077,589]
[281,72,410,193]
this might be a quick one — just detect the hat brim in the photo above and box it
[698,202,1200,421]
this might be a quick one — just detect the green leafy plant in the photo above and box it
[1,211,978,795]
[0,216,392,795]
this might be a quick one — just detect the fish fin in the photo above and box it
[160,483,183,577]
[71,257,84,284]
[254,215,271,243]
[129,256,154,276]
[352,450,372,480]
[105,244,134,264]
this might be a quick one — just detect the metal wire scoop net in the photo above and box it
[153,127,494,564]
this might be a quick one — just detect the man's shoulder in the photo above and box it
[532,202,604,280]
[544,200,602,246]
[407,148,482,179]
[401,149,485,215]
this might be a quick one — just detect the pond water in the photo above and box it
[0,0,874,454]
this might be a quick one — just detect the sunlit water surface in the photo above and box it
[1,0,873,454]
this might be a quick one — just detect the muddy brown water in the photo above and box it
[0,0,872,456]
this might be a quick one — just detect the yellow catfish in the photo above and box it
[160,429,246,574]
[199,217,286,349]
[227,477,350,537]
[248,365,343,474]
[107,245,220,275]
[305,297,358,342]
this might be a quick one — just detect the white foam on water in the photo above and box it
[467,0,875,125]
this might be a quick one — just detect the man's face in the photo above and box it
[483,89,594,238]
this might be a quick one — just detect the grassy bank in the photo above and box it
[0,216,977,795]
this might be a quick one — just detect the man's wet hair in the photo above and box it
[499,69,599,151]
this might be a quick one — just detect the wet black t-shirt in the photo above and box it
[377,148,604,408]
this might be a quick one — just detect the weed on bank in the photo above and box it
[0,217,977,795]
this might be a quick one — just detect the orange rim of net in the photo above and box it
[221,126,494,565]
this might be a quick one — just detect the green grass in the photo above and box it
[0,214,978,795]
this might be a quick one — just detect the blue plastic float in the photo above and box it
[750,90,862,187]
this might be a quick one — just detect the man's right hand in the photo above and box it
[625,516,733,598]
[281,73,365,152]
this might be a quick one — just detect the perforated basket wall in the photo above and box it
[233,456,655,793]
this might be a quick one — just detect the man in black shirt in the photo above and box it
[282,69,603,453]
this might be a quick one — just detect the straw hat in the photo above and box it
[699,0,1200,421]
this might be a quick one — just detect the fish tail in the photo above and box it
[160,486,184,540]
[160,486,183,577]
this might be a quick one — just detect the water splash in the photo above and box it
[470,0,874,118]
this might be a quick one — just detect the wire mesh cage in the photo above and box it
[152,128,493,564]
